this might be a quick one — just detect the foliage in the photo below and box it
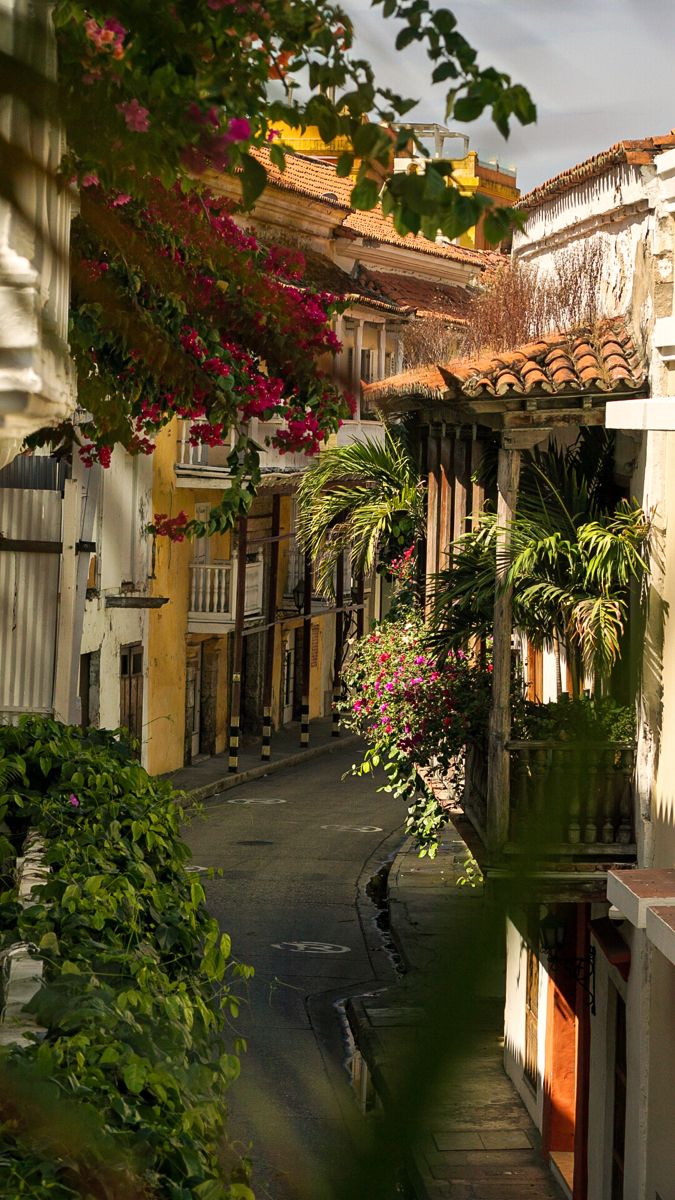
[456,853,484,889]
[430,432,651,693]
[340,609,492,854]
[0,718,251,1199]
[296,427,424,596]
[513,695,636,744]
[48,1,535,235]
[461,243,607,356]
[36,183,352,536]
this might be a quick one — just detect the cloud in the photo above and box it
[342,0,675,190]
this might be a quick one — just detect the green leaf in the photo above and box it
[239,154,267,208]
[122,1062,147,1094]
[350,176,380,210]
[38,931,59,954]
[336,151,354,177]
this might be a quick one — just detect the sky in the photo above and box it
[341,0,675,193]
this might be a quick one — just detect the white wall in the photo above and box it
[80,448,153,761]
[503,912,548,1131]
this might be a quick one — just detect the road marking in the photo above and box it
[271,940,351,954]
[185,865,208,873]
[226,797,286,805]
[320,824,383,833]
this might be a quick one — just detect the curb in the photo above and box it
[177,733,360,806]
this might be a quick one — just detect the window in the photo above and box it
[120,642,144,754]
[360,348,373,383]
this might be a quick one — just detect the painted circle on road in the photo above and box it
[271,940,351,954]
[227,797,286,805]
[320,824,383,833]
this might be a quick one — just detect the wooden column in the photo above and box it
[261,496,281,760]
[356,572,365,639]
[438,431,453,574]
[376,322,387,380]
[229,515,248,772]
[470,435,485,529]
[300,550,312,746]
[353,319,364,418]
[425,428,441,615]
[486,443,521,851]
[332,550,345,736]
[452,435,468,543]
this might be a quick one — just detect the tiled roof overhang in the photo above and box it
[363,318,648,431]
[517,132,675,212]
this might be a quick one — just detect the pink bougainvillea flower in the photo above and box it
[81,172,100,188]
[117,99,150,133]
[110,193,132,207]
[266,128,280,142]
[226,117,251,142]
[68,794,80,807]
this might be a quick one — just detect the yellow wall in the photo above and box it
[147,417,233,774]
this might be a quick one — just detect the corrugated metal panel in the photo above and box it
[0,456,66,491]
[0,489,62,721]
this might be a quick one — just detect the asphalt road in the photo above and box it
[183,744,405,1200]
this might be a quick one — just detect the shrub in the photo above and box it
[0,717,252,1200]
[513,695,635,744]
[341,610,492,855]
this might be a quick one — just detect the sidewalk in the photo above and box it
[166,716,359,804]
[347,818,562,1200]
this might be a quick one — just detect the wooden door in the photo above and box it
[282,633,295,724]
[525,941,540,1089]
[120,643,143,755]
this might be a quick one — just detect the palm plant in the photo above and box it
[296,428,424,598]
[430,431,651,697]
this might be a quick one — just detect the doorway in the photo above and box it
[120,643,143,755]
[185,646,203,761]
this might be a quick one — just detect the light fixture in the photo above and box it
[539,910,596,1015]
[292,578,305,614]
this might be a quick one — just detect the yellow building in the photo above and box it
[144,149,499,776]
[275,120,519,251]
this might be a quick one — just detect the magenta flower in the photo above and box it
[68,794,80,808]
[117,99,150,133]
[226,117,251,142]
[110,193,131,207]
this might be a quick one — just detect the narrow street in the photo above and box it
[183,745,405,1200]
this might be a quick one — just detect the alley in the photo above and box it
[183,745,405,1200]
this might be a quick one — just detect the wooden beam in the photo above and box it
[425,429,440,615]
[470,436,485,529]
[228,515,248,772]
[438,433,453,573]
[487,445,521,854]
[261,495,280,761]
[452,435,468,543]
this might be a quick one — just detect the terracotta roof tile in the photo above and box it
[298,250,407,313]
[518,132,675,211]
[251,148,501,270]
[356,268,470,322]
[363,318,647,409]
[341,208,502,267]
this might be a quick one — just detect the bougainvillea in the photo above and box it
[341,608,492,854]
[32,181,351,535]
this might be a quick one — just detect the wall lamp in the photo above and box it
[539,911,596,1015]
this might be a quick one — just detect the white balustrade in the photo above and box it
[189,562,232,618]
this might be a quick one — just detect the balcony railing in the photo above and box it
[507,741,636,854]
[177,419,309,479]
[463,738,637,860]
[336,420,386,448]
[188,556,263,629]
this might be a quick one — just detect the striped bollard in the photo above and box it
[332,688,341,737]
[300,699,310,747]
[228,715,240,773]
[261,706,272,761]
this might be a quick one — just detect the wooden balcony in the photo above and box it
[187,558,263,633]
[462,738,637,892]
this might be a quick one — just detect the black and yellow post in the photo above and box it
[300,549,312,747]
[229,514,248,773]
[332,550,345,737]
[261,495,281,761]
